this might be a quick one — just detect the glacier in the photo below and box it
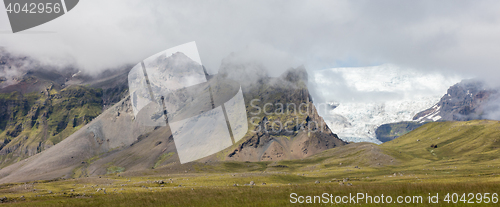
[312,64,461,144]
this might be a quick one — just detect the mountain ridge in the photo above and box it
[414,79,498,122]
[0,51,345,183]
[0,50,131,168]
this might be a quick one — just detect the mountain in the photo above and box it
[0,51,345,183]
[413,79,499,122]
[0,50,130,168]
[381,120,500,165]
[313,64,460,144]
[219,63,346,162]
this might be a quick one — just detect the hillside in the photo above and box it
[217,62,345,162]
[381,120,500,165]
[0,85,103,168]
[0,51,130,169]
[1,120,499,206]
[0,55,345,183]
[319,119,500,172]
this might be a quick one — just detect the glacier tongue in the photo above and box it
[312,64,461,144]
[322,99,440,144]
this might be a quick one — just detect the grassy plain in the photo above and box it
[1,120,500,206]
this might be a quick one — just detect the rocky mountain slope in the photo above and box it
[413,79,498,122]
[0,51,345,183]
[0,50,130,168]
[0,85,103,167]
[217,62,346,162]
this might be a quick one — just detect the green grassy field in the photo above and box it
[1,120,500,206]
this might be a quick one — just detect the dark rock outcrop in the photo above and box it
[222,64,346,161]
[375,121,425,143]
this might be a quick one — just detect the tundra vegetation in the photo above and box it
[1,120,500,206]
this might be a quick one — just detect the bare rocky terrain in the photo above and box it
[413,79,499,122]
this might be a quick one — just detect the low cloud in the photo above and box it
[483,98,500,120]
[0,0,499,82]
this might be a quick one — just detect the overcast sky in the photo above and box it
[1,0,500,81]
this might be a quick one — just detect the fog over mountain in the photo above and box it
[1,1,500,83]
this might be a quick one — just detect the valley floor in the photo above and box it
[0,159,499,206]
[1,120,500,206]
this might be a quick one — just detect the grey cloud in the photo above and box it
[0,0,499,81]
[310,69,404,104]
[483,97,500,120]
